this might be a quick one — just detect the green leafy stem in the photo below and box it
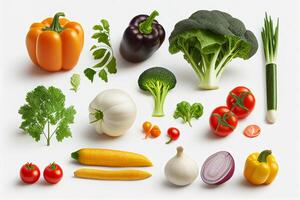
[84,19,117,82]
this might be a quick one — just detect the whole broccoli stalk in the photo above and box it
[169,10,258,90]
[138,67,177,117]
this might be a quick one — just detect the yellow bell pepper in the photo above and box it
[244,150,278,185]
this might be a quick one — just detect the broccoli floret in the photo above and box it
[138,67,177,117]
[169,10,258,90]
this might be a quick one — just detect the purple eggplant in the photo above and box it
[119,10,165,63]
[201,151,235,185]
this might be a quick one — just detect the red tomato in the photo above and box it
[226,86,255,119]
[166,127,180,144]
[43,163,63,184]
[20,163,40,184]
[209,106,238,137]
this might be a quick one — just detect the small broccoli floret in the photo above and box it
[138,67,176,117]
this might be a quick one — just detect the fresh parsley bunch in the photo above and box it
[18,86,76,146]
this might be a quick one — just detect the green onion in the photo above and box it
[261,13,279,124]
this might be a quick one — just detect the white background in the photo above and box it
[0,0,299,199]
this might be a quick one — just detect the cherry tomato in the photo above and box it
[226,86,255,119]
[143,121,153,138]
[166,127,180,144]
[209,106,238,137]
[20,163,40,184]
[244,124,261,138]
[43,162,63,184]
[150,125,161,138]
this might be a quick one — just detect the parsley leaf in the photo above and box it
[173,101,204,127]
[70,73,80,92]
[84,19,117,82]
[18,86,76,146]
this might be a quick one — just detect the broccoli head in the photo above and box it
[138,67,176,117]
[169,10,258,90]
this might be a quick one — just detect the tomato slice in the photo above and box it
[243,125,261,138]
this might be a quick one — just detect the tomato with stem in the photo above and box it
[150,125,161,138]
[143,121,153,138]
[210,106,238,137]
[20,163,40,184]
[43,162,63,184]
[226,86,255,119]
[166,127,180,144]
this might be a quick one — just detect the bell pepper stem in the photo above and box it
[44,12,65,33]
[257,150,272,162]
[139,10,159,34]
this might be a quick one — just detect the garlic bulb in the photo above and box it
[164,146,199,186]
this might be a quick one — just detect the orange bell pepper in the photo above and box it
[26,12,84,72]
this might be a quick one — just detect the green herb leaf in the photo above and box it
[91,32,101,39]
[97,33,110,46]
[93,48,106,59]
[173,101,204,127]
[190,103,204,119]
[101,19,110,32]
[18,86,76,146]
[84,68,96,82]
[98,69,108,82]
[90,45,97,51]
[93,25,103,31]
[107,57,117,74]
[70,73,80,92]
[56,106,76,141]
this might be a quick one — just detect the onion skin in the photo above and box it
[200,151,235,185]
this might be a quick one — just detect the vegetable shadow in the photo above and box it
[172,64,200,91]
[81,125,121,144]
[199,182,220,189]
[160,180,188,190]
[202,128,223,141]
[23,63,52,77]
[14,180,27,187]
[14,180,51,187]
[237,178,259,188]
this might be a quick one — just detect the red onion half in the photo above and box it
[201,151,235,185]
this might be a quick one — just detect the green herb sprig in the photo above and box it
[173,101,204,127]
[84,19,117,82]
[19,86,76,146]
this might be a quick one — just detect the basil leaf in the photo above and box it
[93,48,106,59]
[107,57,117,74]
[84,68,96,82]
[98,69,108,82]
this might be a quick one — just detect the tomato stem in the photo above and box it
[26,163,34,170]
[230,92,250,111]
[50,162,57,170]
[165,138,173,144]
